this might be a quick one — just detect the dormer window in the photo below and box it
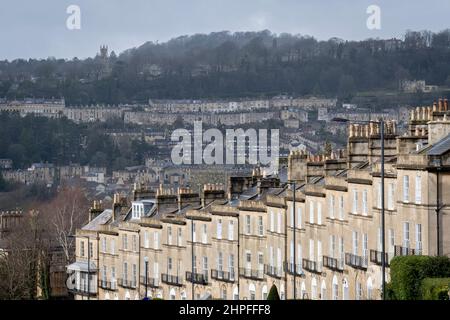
[132,202,144,219]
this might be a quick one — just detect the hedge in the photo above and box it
[388,255,450,300]
[421,278,450,300]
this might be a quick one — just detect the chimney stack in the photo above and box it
[202,183,226,207]
[89,200,103,222]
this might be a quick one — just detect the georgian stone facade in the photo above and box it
[68,100,450,300]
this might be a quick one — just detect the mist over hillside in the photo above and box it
[1,29,450,105]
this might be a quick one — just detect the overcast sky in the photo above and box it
[1,0,449,60]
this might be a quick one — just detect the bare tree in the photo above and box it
[0,210,50,299]
[39,185,89,263]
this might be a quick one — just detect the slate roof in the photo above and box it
[428,133,450,156]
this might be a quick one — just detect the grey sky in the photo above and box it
[1,0,449,60]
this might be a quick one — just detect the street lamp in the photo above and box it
[286,180,297,300]
[332,117,386,300]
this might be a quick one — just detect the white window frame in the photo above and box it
[352,189,358,214]
[387,183,394,210]
[258,216,264,236]
[270,211,274,232]
[309,201,315,224]
[202,224,207,244]
[403,222,410,249]
[339,196,344,220]
[403,175,410,203]
[415,175,422,204]
[352,231,358,255]
[329,195,335,219]
[415,223,422,254]
[317,202,322,225]
[154,232,160,249]
[277,212,282,233]
[297,207,302,229]
[362,189,368,215]
[217,219,222,239]
[246,215,251,234]
[144,231,149,249]
[228,220,234,241]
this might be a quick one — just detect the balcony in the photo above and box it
[161,273,183,286]
[394,245,420,257]
[140,276,160,288]
[186,271,209,285]
[118,278,137,289]
[99,280,118,291]
[370,250,392,266]
[302,259,322,274]
[211,269,236,283]
[68,284,97,297]
[323,256,344,272]
[283,262,304,276]
[239,268,264,281]
[345,253,368,270]
[264,264,283,279]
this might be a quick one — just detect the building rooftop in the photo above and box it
[427,133,450,156]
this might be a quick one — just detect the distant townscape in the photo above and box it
[1,29,450,301]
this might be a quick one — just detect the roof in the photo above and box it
[427,133,450,156]
[67,261,97,272]
[82,209,112,231]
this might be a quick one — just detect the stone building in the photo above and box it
[68,99,450,300]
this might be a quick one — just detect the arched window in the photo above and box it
[321,280,327,300]
[262,285,268,300]
[301,281,307,299]
[221,286,227,300]
[311,278,317,300]
[105,293,110,300]
[181,291,187,300]
[332,276,339,300]
[342,278,349,300]
[169,288,176,300]
[367,277,373,300]
[233,286,239,300]
[249,283,256,300]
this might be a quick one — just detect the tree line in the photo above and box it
[0,112,155,171]
[1,30,450,105]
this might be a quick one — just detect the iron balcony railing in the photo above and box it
[302,259,322,274]
[161,273,183,286]
[139,276,160,288]
[210,269,236,283]
[239,268,265,281]
[264,264,283,279]
[68,284,97,297]
[345,253,368,270]
[118,278,137,289]
[323,256,344,272]
[99,280,118,291]
[369,249,393,266]
[283,262,303,276]
[186,271,209,285]
[394,245,420,257]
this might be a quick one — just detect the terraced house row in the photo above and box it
[67,99,450,300]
